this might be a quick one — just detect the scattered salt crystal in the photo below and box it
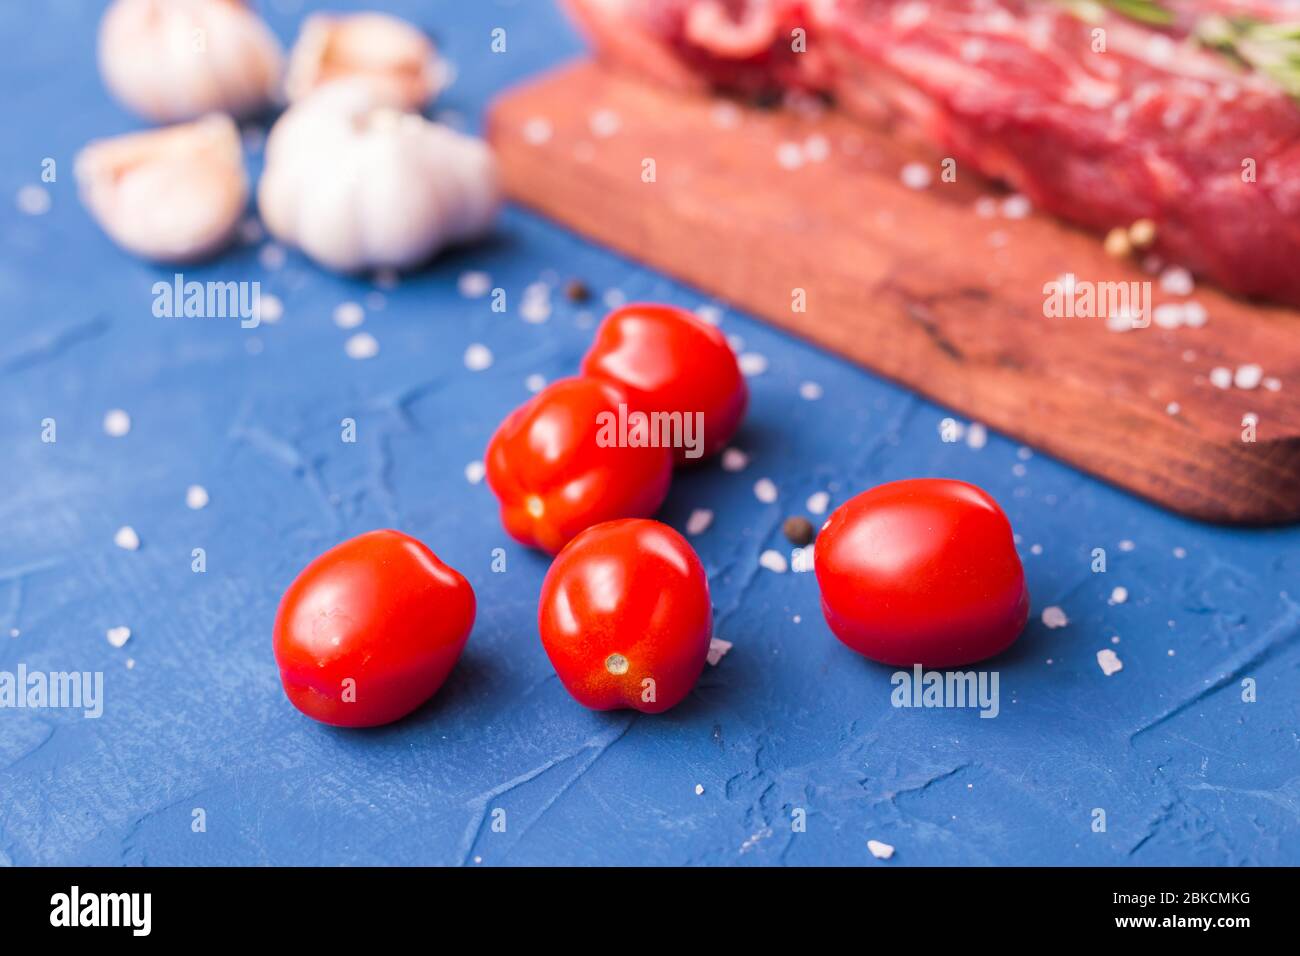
[799,381,823,400]
[16,184,51,215]
[759,549,788,573]
[900,162,932,189]
[1166,402,1180,415]
[114,526,140,551]
[103,409,131,437]
[806,491,830,515]
[457,271,491,299]
[738,352,768,377]
[125,658,135,669]
[1041,606,1069,629]
[1209,367,1232,389]
[1030,543,1043,555]
[258,243,286,270]
[803,133,830,162]
[588,108,621,138]
[706,638,732,666]
[966,422,987,449]
[695,304,723,325]
[754,478,778,503]
[256,293,283,324]
[695,783,706,795]
[1097,648,1124,676]
[867,839,895,860]
[522,117,552,145]
[1182,301,1208,327]
[106,626,131,648]
[1017,447,1033,460]
[464,461,485,484]
[1263,377,1281,392]
[685,508,714,536]
[344,332,379,359]
[1001,194,1032,219]
[524,373,546,393]
[1173,547,1186,558]
[1118,539,1135,552]
[776,141,804,170]
[1234,364,1263,390]
[464,343,493,371]
[711,101,741,128]
[603,288,626,309]
[1152,303,1184,329]
[721,447,749,472]
[1109,586,1128,605]
[1160,266,1194,296]
[185,485,209,510]
[520,294,552,324]
[333,301,364,329]
[1012,463,1027,477]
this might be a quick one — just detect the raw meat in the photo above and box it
[564,0,1300,308]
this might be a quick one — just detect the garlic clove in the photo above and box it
[76,115,248,262]
[257,84,499,273]
[98,0,284,123]
[285,12,442,112]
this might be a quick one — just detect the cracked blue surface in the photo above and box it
[1,0,1297,867]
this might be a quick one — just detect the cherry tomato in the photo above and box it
[814,479,1029,667]
[273,529,475,727]
[538,519,712,713]
[486,376,674,554]
[581,303,747,464]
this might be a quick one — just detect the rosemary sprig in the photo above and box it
[1053,0,1300,103]
[1196,15,1300,99]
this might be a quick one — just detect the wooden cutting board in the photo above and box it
[487,61,1300,524]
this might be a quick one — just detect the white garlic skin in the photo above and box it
[257,83,499,273]
[285,12,442,112]
[98,0,284,123]
[76,114,248,262]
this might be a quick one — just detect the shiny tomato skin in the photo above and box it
[486,376,674,554]
[815,479,1029,667]
[580,303,747,464]
[273,530,475,727]
[538,519,712,713]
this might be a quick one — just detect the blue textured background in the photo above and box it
[1,0,1297,867]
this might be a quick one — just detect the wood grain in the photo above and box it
[488,61,1300,524]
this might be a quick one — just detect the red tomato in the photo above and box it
[581,303,747,464]
[486,376,674,554]
[814,479,1029,667]
[273,530,475,727]
[538,519,712,713]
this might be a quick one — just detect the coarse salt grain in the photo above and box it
[1209,367,1232,389]
[900,162,932,189]
[1159,266,1194,296]
[806,491,830,515]
[686,509,714,536]
[522,117,552,144]
[721,448,749,472]
[258,243,286,270]
[1001,194,1031,219]
[695,304,723,325]
[464,461,485,484]
[457,271,491,298]
[256,293,283,324]
[867,840,895,860]
[776,141,804,170]
[706,638,732,666]
[966,422,987,449]
[738,352,768,376]
[1041,606,1068,629]
[114,526,140,551]
[695,783,706,795]
[16,184,51,215]
[345,332,379,359]
[1234,364,1263,390]
[759,549,788,573]
[464,343,493,371]
[333,301,364,329]
[1097,648,1123,676]
[589,108,621,138]
[1109,586,1128,605]
[803,133,830,162]
[754,478,778,503]
[799,381,823,400]
[106,626,131,648]
[103,409,131,437]
[185,485,209,510]
[1119,539,1135,552]
[525,373,546,393]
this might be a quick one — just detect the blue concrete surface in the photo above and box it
[1,0,1297,866]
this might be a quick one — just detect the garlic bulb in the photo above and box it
[76,115,248,262]
[285,12,442,111]
[98,0,283,123]
[258,83,499,272]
